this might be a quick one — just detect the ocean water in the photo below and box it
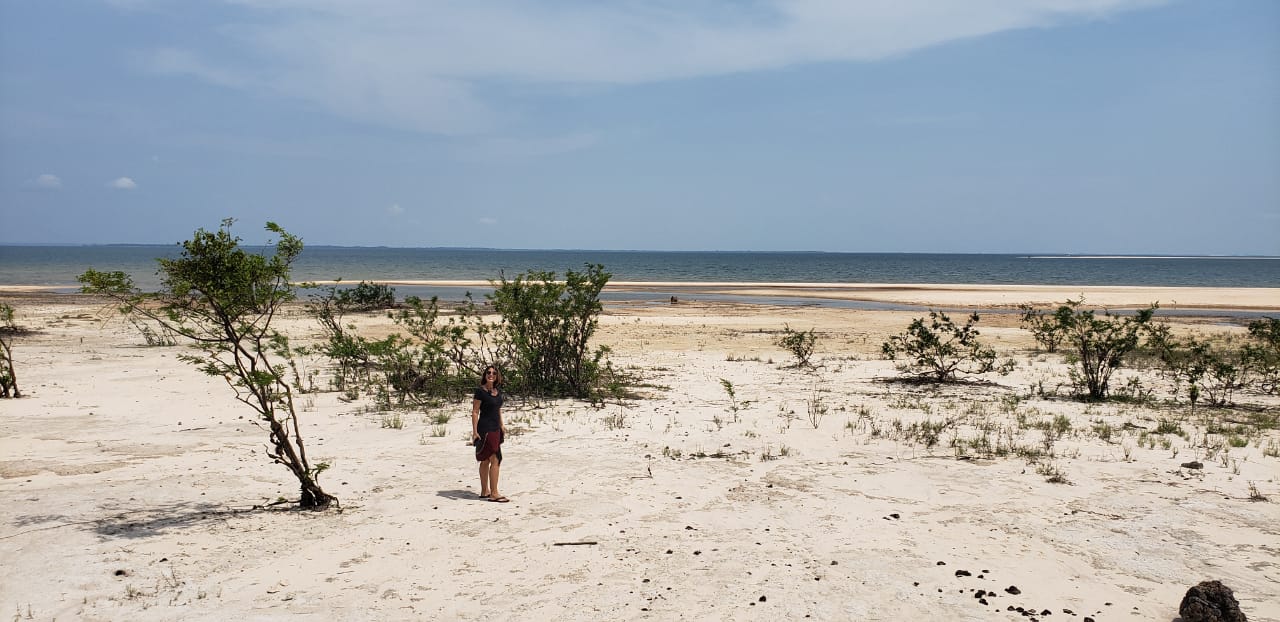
[1,246,1277,304]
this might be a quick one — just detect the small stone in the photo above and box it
[1006,586,1021,595]
[759,596,767,602]
[955,570,972,577]
[937,561,946,566]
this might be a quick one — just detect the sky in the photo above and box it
[1,0,1277,254]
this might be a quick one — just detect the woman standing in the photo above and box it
[471,366,509,502]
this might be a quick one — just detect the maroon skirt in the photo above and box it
[474,430,503,463]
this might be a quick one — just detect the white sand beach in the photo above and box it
[1,288,1277,621]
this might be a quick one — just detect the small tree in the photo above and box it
[881,311,1014,382]
[776,324,817,367]
[1040,298,1158,401]
[0,302,22,398]
[79,220,336,509]
[489,264,612,399]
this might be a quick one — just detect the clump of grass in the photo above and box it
[1227,435,1248,448]
[806,383,828,430]
[604,408,628,430]
[1248,481,1268,502]
[1036,462,1071,484]
[1092,421,1114,442]
[380,412,404,429]
[428,411,451,425]
[1154,419,1183,435]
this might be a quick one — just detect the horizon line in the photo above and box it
[0,243,1276,259]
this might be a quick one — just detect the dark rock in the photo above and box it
[759,596,767,602]
[937,561,946,565]
[1181,461,1204,470]
[1084,618,1094,622]
[1006,586,1021,595]
[955,570,971,577]
[1179,580,1248,622]
[980,598,989,606]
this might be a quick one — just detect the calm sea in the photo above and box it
[1,246,1277,305]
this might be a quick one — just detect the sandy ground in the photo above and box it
[1,288,1278,621]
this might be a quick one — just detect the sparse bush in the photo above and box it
[881,311,1015,382]
[776,324,817,367]
[1035,298,1158,401]
[306,283,374,392]
[339,281,396,311]
[489,264,614,399]
[1243,317,1280,394]
[80,220,336,508]
[1149,326,1247,407]
[1019,303,1073,353]
[0,302,22,398]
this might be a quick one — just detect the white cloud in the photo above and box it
[32,174,62,189]
[387,203,404,216]
[109,177,138,190]
[479,217,498,226]
[135,0,1167,134]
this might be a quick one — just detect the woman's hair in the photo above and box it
[480,366,503,387]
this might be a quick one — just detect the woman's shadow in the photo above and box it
[435,489,481,500]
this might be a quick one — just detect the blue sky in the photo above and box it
[1,0,1277,254]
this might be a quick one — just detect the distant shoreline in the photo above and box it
[6,281,1277,314]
